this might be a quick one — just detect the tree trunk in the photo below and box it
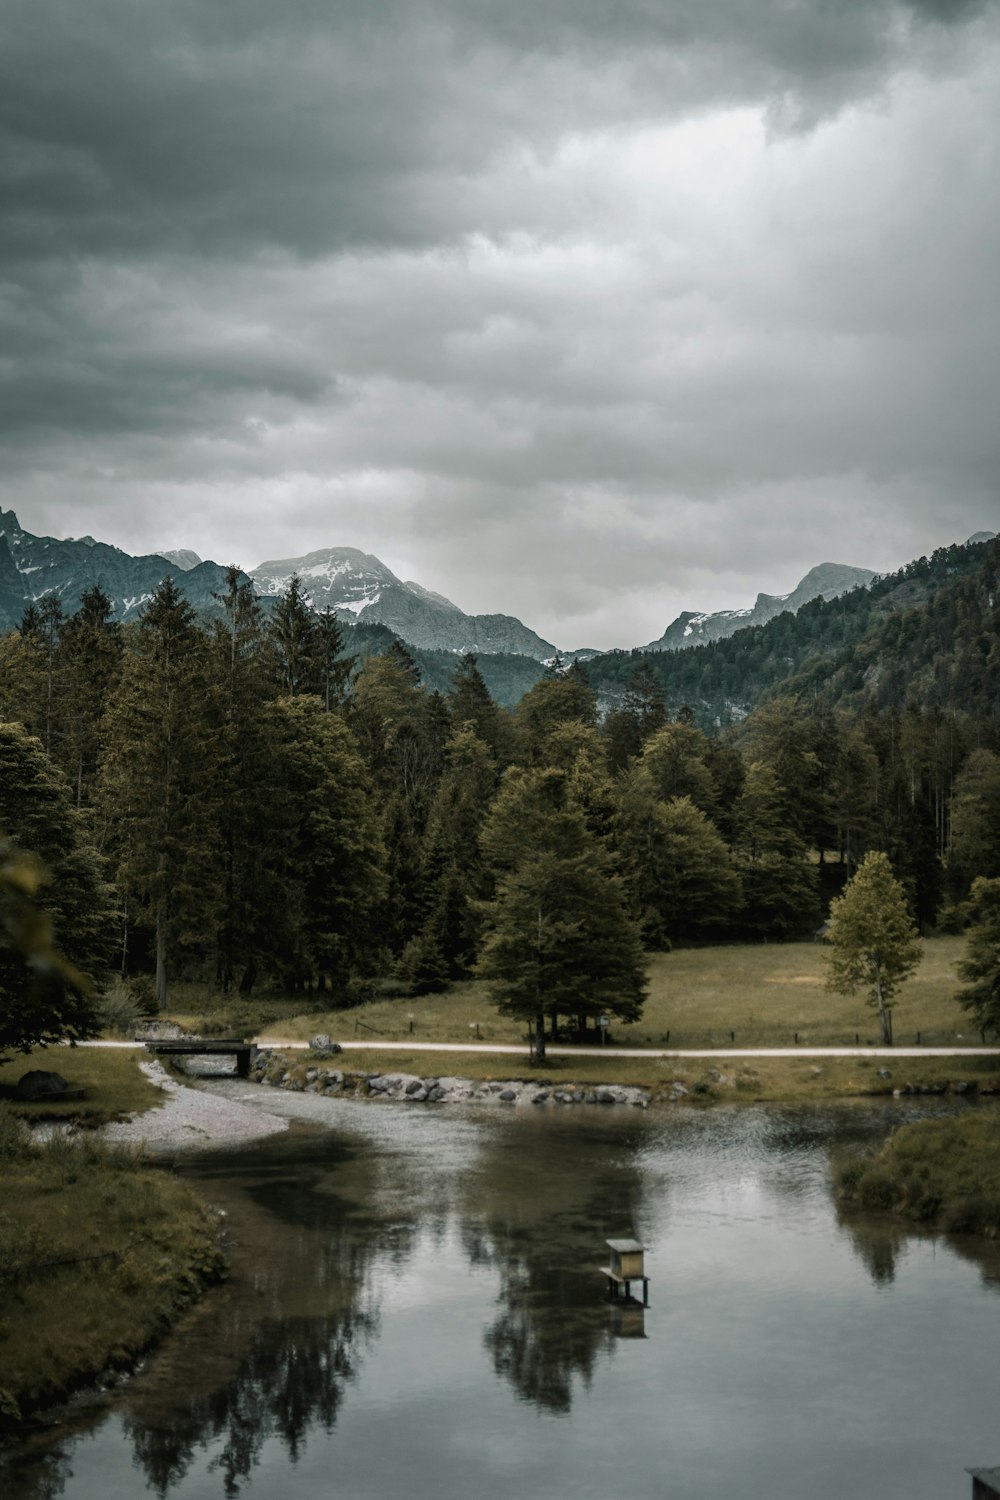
[875,971,892,1045]
[532,1008,547,1062]
[155,898,168,1011]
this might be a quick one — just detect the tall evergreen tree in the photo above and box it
[269,695,385,995]
[269,574,319,696]
[209,568,285,992]
[732,761,819,938]
[97,579,220,1007]
[58,585,123,806]
[478,766,645,1054]
[0,723,117,1055]
[957,877,1000,1039]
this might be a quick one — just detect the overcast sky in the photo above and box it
[3,0,998,648]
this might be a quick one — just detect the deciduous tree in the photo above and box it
[825,850,922,1045]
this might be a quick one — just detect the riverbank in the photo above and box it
[835,1111,1000,1237]
[251,1044,1000,1106]
[0,1110,227,1433]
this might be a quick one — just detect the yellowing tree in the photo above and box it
[825,850,922,1045]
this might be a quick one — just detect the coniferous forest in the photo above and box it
[0,539,998,1048]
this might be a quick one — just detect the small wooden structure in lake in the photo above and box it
[600,1238,649,1307]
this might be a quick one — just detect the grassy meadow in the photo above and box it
[0,1045,166,1125]
[187,936,975,1051]
[0,1110,225,1428]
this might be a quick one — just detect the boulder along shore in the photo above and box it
[251,1047,656,1108]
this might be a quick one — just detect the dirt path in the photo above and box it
[81,1039,1000,1059]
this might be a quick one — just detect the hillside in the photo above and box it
[585,537,1000,727]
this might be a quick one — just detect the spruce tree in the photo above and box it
[98,579,221,1007]
[0,723,117,1055]
[957,877,1000,1039]
[478,766,645,1054]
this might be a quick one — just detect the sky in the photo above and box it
[2,0,999,650]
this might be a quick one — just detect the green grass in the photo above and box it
[0,1047,166,1125]
[232,937,973,1050]
[835,1110,1000,1236]
[0,1114,225,1427]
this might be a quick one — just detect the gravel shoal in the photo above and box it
[100,1060,289,1153]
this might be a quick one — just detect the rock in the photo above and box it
[877,1068,892,1080]
[15,1069,70,1100]
[532,1090,549,1103]
[405,1079,424,1095]
[310,1035,343,1057]
[953,1080,970,1094]
[427,1086,445,1102]
[597,1089,616,1104]
[499,1088,517,1102]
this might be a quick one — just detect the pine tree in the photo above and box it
[957,877,1000,1039]
[208,568,285,992]
[732,761,819,939]
[477,766,645,1054]
[477,848,646,1057]
[97,580,221,1007]
[268,695,385,995]
[58,585,123,806]
[269,574,318,696]
[0,723,117,1055]
[614,778,741,947]
[603,660,668,772]
[825,850,922,1045]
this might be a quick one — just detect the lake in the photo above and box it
[4,1087,1000,1500]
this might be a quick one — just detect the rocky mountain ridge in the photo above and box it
[1,509,988,666]
[251,545,561,659]
[0,510,248,628]
[643,562,877,652]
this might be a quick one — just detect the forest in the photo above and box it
[0,546,998,1052]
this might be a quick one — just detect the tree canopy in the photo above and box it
[825,850,922,1045]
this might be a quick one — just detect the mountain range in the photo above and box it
[0,508,916,663]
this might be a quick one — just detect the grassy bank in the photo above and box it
[273,1045,1000,1105]
[0,1046,165,1125]
[835,1111,1000,1236]
[168,937,973,1051]
[0,1110,226,1430]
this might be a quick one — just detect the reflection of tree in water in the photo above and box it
[461,1117,650,1414]
[121,1237,381,1497]
[118,1133,423,1498]
[838,1213,908,1286]
[838,1199,1000,1292]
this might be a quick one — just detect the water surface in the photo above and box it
[5,1091,1000,1500]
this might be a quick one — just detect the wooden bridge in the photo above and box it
[144,1038,256,1077]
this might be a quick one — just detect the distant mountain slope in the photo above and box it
[644,562,876,651]
[0,510,247,628]
[251,545,558,660]
[586,537,999,728]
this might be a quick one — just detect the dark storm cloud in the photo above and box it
[2,0,998,645]
[1,0,992,266]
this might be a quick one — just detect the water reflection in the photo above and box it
[4,1098,1000,1500]
[839,1214,910,1286]
[460,1118,649,1413]
[121,1136,387,1496]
